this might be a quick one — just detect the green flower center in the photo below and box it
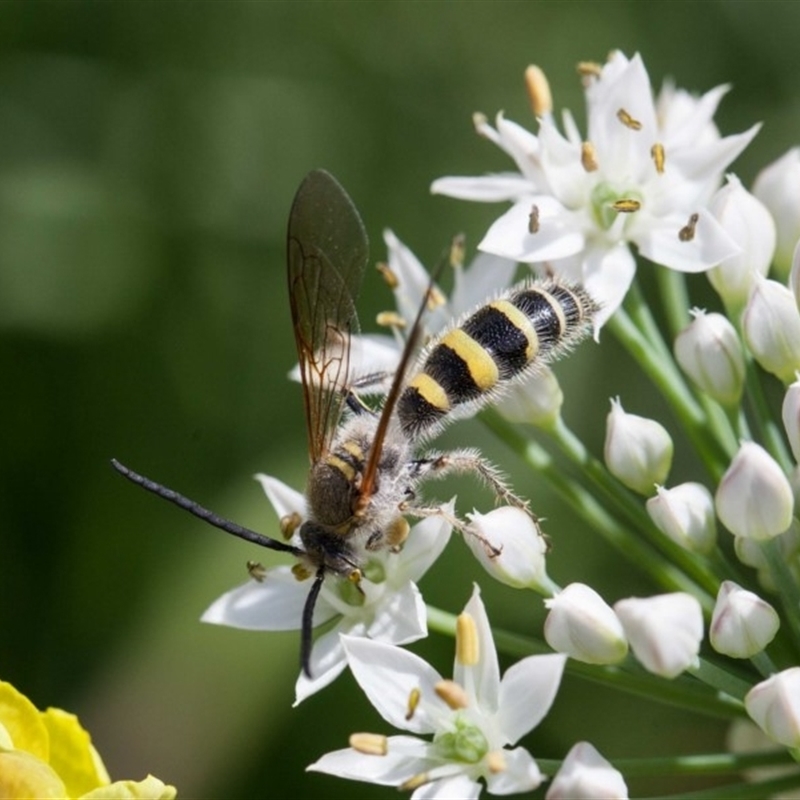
[434,717,489,764]
[590,182,643,231]
[336,559,386,606]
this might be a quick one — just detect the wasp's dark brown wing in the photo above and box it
[287,170,369,463]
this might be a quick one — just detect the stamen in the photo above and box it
[525,64,552,117]
[246,561,267,582]
[679,212,700,242]
[581,142,599,172]
[472,111,489,135]
[426,285,447,311]
[487,750,507,774]
[376,261,399,289]
[400,773,431,792]
[280,511,302,539]
[291,563,311,581]
[528,204,540,234]
[349,732,388,756]
[435,679,469,710]
[576,61,602,78]
[651,142,665,174]
[456,611,480,666]
[449,233,465,269]
[405,687,421,721]
[616,108,642,130]
[376,311,406,329]
[612,199,641,213]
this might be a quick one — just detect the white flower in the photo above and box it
[673,310,745,406]
[715,441,794,540]
[307,585,566,798]
[783,377,800,464]
[432,52,757,332]
[604,398,673,494]
[544,583,628,665]
[710,581,779,659]
[745,668,800,750]
[201,474,452,705]
[495,366,564,428]
[646,482,717,554]
[546,741,629,800]
[614,592,703,678]
[464,506,553,592]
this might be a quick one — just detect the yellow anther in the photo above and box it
[612,199,641,213]
[525,64,552,117]
[347,568,363,585]
[376,261,399,289]
[487,750,507,774]
[405,687,421,721]
[576,61,602,78]
[456,611,480,666]
[472,111,490,135]
[376,311,406,328]
[246,561,267,582]
[426,285,447,311]
[449,233,466,269]
[434,679,469,710]
[617,108,642,130]
[280,511,302,539]
[400,773,431,792]
[581,141,599,172]
[291,563,311,582]
[528,204,540,234]
[349,732,388,756]
[651,142,666,174]
[679,212,700,242]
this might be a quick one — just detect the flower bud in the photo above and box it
[604,399,673,494]
[544,583,628,665]
[646,482,716,554]
[707,175,775,308]
[742,275,800,384]
[791,240,800,311]
[710,581,779,658]
[734,520,800,591]
[753,148,800,278]
[496,367,563,429]
[782,376,800,463]
[745,667,800,749]
[716,441,794,540]
[614,593,703,678]
[673,310,745,406]
[465,506,552,592]
[545,741,628,800]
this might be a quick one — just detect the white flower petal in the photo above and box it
[254,474,306,519]
[497,654,567,744]
[670,124,760,188]
[580,242,636,334]
[367,580,427,644]
[342,635,447,734]
[546,741,628,799]
[485,747,542,795]
[455,585,500,713]
[391,509,453,584]
[478,199,585,263]
[294,624,354,705]
[200,567,336,631]
[412,774,482,800]
[451,252,517,317]
[431,174,535,202]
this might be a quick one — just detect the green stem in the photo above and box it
[645,773,800,800]
[656,266,692,339]
[743,358,794,473]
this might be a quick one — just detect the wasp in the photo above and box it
[112,169,597,676]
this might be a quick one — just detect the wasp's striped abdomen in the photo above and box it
[397,280,597,437]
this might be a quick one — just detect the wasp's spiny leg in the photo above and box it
[402,502,502,558]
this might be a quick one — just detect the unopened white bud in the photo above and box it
[465,506,552,592]
[646,482,716,554]
[545,741,628,800]
[710,581,779,658]
[673,310,745,406]
[745,667,800,749]
[782,377,800,464]
[614,593,703,679]
[734,520,800,591]
[604,398,673,494]
[707,175,775,308]
[742,275,800,384]
[716,441,794,540]
[496,368,563,429]
[791,240,800,311]
[753,148,800,278]
[544,583,628,665]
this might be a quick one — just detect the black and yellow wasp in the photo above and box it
[113,169,597,675]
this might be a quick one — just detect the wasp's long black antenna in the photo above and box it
[300,567,326,677]
[111,459,304,557]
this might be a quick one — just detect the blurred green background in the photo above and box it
[2,2,798,797]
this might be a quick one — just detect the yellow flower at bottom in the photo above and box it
[0,680,175,799]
